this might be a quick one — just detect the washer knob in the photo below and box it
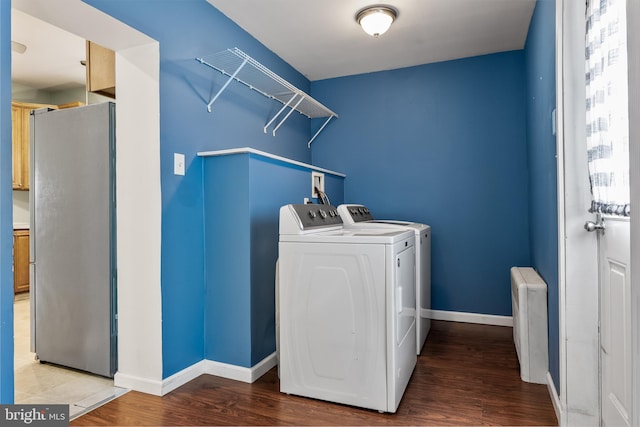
[308,210,317,219]
[319,209,327,219]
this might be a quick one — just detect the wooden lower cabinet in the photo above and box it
[13,229,30,294]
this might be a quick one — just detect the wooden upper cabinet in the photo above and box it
[12,101,56,190]
[86,41,115,99]
[11,101,80,191]
[11,103,26,190]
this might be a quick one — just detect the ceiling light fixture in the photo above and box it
[356,6,397,38]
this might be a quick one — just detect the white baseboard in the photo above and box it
[249,352,278,381]
[202,352,277,383]
[114,371,164,396]
[425,309,513,327]
[116,353,278,397]
[546,371,563,424]
[160,360,208,396]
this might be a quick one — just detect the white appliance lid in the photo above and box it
[337,204,431,231]
[366,220,431,232]
[279,226,413,244]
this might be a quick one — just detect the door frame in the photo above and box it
[626,1,640,426]
[9,0,164,395]
[556,0,599,423]
[556,0,639,425]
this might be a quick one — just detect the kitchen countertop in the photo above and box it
[13,223,30,230]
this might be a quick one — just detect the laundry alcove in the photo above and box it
[199,148,345,375]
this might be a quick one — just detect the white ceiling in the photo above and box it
[207,0,537,81]
[11,8,87,91]
[10,0,537,90]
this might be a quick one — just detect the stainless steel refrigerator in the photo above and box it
[29,102,117,378]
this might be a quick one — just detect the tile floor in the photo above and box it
[13,293,128,419]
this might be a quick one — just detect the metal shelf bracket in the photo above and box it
[202,57,248,113]
[308,115,335,148]
[272,94,305,136]
[264,93,298,134]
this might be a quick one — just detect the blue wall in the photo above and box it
[84,0,317,378]
[524,0,559,391]
[203,152,344,367]
[0,0,14,404]
[311,52,531,316]
[203,155,251,367]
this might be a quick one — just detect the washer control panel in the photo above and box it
[289,204,342,230]
[344,205,375,222]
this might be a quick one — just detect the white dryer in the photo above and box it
[278,204,417,413]
[337,204,431,354]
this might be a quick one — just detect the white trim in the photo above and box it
[197,147,346,177]
[626,1,640,426]
[160,360,208,396]
[126,352,279,397]
[555,1,568,425]
[558,0,601,424]
[114,372,164,396]
[247,352,278,382]
[202,352,278,384]
[425,309,513,327]
[547,371,564,425]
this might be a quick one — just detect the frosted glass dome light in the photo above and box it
[357,6,398,38]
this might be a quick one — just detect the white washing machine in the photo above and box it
[337,204,431,354]
[278,204,417,413]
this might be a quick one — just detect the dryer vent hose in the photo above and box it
[315,187,330,205]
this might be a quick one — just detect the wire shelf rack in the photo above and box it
[197,48,337,147]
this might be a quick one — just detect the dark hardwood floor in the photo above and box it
[73,321,558,426]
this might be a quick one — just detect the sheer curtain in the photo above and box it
[585,0,630,216]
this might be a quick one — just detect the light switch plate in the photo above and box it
[174,153,185,176]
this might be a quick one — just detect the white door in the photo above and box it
[559,0,638,424]
[593,217,631,426]
[582,0,633,424]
